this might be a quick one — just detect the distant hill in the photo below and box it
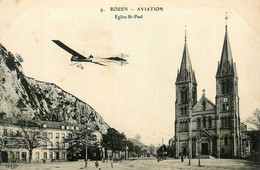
[0,44,109,134]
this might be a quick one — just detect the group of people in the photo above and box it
[94,157,127,169]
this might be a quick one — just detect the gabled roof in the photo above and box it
[0,117,86,130]
[192,92,215,112]
[127,138,146,147]
[216,26,237,77]
[194,129,214,139]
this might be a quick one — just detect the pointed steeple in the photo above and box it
[216,13,237,77]
[176,27,197,84]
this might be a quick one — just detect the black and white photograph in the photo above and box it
[0,0,260,169]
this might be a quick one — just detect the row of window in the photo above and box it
[3,140,66,149]
[179,122,188,131]
[180,87,197,104]
[180,106,188,115]
[3,129,21,137]
[47,142,66,149]
[9,151,66,160]
[181,89,188,103]
[221,116,231,128]
[222,103,229,112]
[3,130,71,140]
[48,132,66,139]
[221,80,230,94]
[197,117,212,129]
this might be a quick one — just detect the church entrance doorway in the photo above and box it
[201,143,209,155]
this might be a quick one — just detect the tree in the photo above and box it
[17,119,49,163]
[0,123,26,164]
[101,128,125,157]
[246,108,260,130]
[63,128,96,160]
[0,125,7,164]
[133,145,141,158]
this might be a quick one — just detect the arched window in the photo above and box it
[184,90,188,103]
[223,103,226,111]
[222,103,229,112]
[197,118,201,129]
[184,107,187,115]
[226,80,230,93]
[224,136,228,145]
[228,116,232,127]
[202,100,206,111]
[203,117,206,128]
[208,117,212,128]
[181,107,183,115]
[222,81,226,94]
[181,90,184,103]
[225,116,228,127]
[185,121,188,130]
[192,87,197,104]
[221,117,224,127]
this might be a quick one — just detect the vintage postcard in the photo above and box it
[0,0,259,169]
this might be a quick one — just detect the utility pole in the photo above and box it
[125,137,127,160]
[188,148,191,165]
[85,122,88,168]
[162,138,164,161]
[198,127,201,167]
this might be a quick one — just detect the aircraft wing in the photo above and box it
[92,61,107,66]
[104,57,127,61]
[52,40,86,59]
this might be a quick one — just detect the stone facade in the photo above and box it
[174,25,250,159]
[0,116,102,163]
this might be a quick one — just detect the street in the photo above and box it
[1,158,259,170]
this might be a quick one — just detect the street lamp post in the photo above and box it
[198,127,201,167]
[162,138,164,161]
[85,123,90,168]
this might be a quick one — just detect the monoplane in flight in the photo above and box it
[52,40,128,69]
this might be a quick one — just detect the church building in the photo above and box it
[174,22,250,159]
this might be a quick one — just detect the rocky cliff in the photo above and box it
[0,44,109,134]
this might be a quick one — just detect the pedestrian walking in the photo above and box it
[95,161,99,168]
[111,161,113,168]
[181,154,184,162]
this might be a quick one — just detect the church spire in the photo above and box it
[185,25,187,43]
[225,12,228,32]
[176,26,197,84]
[216,13,237,77]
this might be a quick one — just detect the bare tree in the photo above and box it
[0,125,7,164]
[246,108,260,130]
[17,119,49,163]
[0,124,25,164]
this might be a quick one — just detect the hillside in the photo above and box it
[0,44,109,134]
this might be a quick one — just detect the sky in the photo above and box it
[0,0,260,146]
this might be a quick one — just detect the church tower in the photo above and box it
[215,18,240,158]
[175,29,197,158]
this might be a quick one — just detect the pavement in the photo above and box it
[0,158,259,170]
